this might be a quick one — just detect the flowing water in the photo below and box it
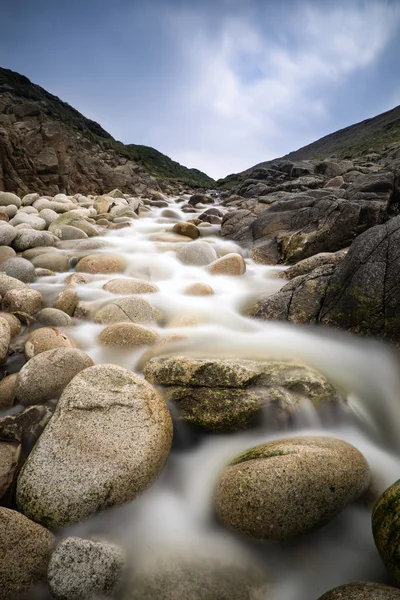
[10,195,400,598]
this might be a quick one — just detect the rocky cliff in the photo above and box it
[0,68,213,197]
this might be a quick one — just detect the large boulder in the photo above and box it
[214,436,370,540]
[177,241,217,266]
[317,582,400,599]
[373,479,400,585]
[16,364,173,528]
[95,296,161,324]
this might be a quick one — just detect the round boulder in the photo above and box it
[208,253,246,276]
[37,308,73,327]
[99,322,158,348]
[31,253,69,272]
[16,364,173,528]
[0,311,22,337]
[103,278,159,295]
[14,347,94,406]
[1,257,36,283]
[12,230,56,252]
[172,222,200,239]
[0,192,21,207]
[2,288,44,322]
[373,479,400,584]
[0,223,17,246]
[177,241,217,266]
[53,288,78,316]
[0,373,17,408]
[317,582,400,599]
[214,436,370,540]
[183,282,214,296]
[48,537,125,600]
[95,296,161,324]
[75,254,126,274]
[24,327,77,359]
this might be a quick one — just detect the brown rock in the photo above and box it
[0,373,17,408]
[172,222,200,239]
[76,254,126,274]
[99,322,158,348]
[24,327,77,359]
[183,282,214,296]
[103,278,159,295]
[208,253,246,276]
[2,287,44,322]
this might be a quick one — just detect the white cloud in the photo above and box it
[154,0,400,178]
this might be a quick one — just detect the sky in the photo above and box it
[1,0,400,179]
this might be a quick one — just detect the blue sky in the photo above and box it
[1,0,400,179]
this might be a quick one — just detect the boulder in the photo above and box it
[2,287,44,322]
[75,254,126,274]
[0,316,11,364]
[0,441,20,500]
[12,229,56,252]
[0,191,21,207]
[0,222,17,246]
[16,364,173,528]
[53,287,79,316]
[103,278,159,295]
[373,479,400,585]
[0,373,17,408]
[0,256,36,282]
[37,307,73,327]
[208,253,246,276]
[31,252,69,272]
[317,582,400,599]
[183,282,214,296]
[172,222,200,239]
[188,193,214,206]
[0,311,22,337]
[24,327,77,359]
[177,241,217,266]
[95,296,161,324]
[214,436,370,539]
[99,322,158,348]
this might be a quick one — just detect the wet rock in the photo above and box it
[0,508,54,599]
[188,193,214,206]
[0,441,20,500]
[172,222,200,239]
[177,240,218,266]
[103,278,159,294]
[372,479,400,585]
[37,307,73,327]
[22,246,55,260]
[16,364,173,528]
[1,256,36,282]
[76,254,126,274]
[208,253,246,276]
[214,436,370,540]
[151,232,192,243]
[0,316,11,364]
[12,229,56,251]
[183,282,214,296]
[14,347,94,405]
[24,326,77,359]
[95,296,161,324]
[0,222,17,245]
[99,322,158,348]
[317,582,400,599]
[48,536,125,600]
[0,373,17,408]
[0,405,53,454]
[31,252,69,272]
[36,267,56,277]
[53,287,79,316]
[65,272,90,286]
[0,311,22,337]
[280,250,347,280]
[2,287,44,322]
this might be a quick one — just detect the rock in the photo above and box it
[9,212,46,230]
[125,554,268,600]
[16,364,173,528]
[108,188,125,199]
[0,222,17,245]
[1,204,19,218]
[0,405,53,454]
[25,327,77,359]
[65,272,90,286]
[103,278,159,294]
[281,250,347,280]
[324,175,345,188]
[0,256,36,282]
[172,222,200,239]
[2,287,44,322]
[56,224,89,240]
[165,313,205,328]
[99,322,158,348]
[76,254,126,274]
[214,436,370,540]
[73,301,93,320]
[49,213,99,237]
[372,479,400,585]
[0,191,21,207]
[188,193,214,206]
[22,246,55,260]
[0,441,20,500]
[95,296,161,324]
[39,208,58,226]
[151,232,192,243]
[0,245,16,260]
[0,508,53,599]
[177,241,218,266]
[0,311,22,337]
[53,287,79,316]
[48,537,125,600]
[22,193,40,206]
[0,272,27,295]
[37,307,73,327]
[0,373,17,408]
[317,582,400,599]
[0,211,9,221]
[0,316,11,364]
[12,229,56,252]
[183,282,214,296]
[14,348,94,406]
[208,253,246,276]
[31,252,69,272]
[36,267,56,277]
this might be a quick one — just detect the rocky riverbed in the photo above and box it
[1,187,400,599]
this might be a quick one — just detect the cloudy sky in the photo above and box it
[1,0,400,179]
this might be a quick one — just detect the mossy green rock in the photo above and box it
[372,479,400,584]
[318,582,400,599]
[215,436,370,540]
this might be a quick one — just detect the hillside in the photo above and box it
[0,67,213,195]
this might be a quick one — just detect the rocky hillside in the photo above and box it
[0,68,213,196]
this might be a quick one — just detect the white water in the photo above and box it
[12,196,400,598]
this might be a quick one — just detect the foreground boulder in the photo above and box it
[48,536,125,600]
[16,364,173,528]
[318,582,400,599]
[0,507,54,599]
[144,357,342,432]
[372,479,400,585]
[214,436,370,539]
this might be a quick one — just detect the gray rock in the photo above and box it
[0,272,28,295]
[0,222,17,246]
[0,316,11,364]
[0,191,21,207]
[16,364,173,528]
[1,256,36,283]
[39,208,58,226]
[281,250,347,280]
[14,347,94,405]
[95,296,161,324]
[12,229,56,251]
[214,436,370,540]
[48,537,125,600]
[9,212,47,230]
[0,507,53,599]
[372,479,400,585]
[177,241,217,266]
[56,224,88,240]
[317,582,400,599]
[31,252,69,272]
[0,245,16,260]
[37,307,73,327]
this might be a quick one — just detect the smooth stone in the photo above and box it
[36,267,56,277]
[65,273,90,286]
[103,278,159,295]
[0,256,36,283]
[0,272,27,295]
[22,193,40,206]
[373,479,400,584]
[0,222,17,245]
[37,308,73,327]
[0,316,11,364]
[12,230,56,252]
[172,222,200,239]
[0,192,21,207]
[53,288,79,316]
[0,245,16,260]
[49,213,99,237]
[9,213,46,230]
[0,508,54,598]
[0,441,20,500]
[14,348,94,406]
[177,241,218,266]
[31,253,69,272]
[95,296,161,324]
[183,282,214,296]
[56,225,89,240]
[99,322,158,348]
[1,205,18,218]
[317,582,400,599]
[0,311,22,337]
[0,373,17,408]
[208,253,246,276]
[16,364,173,528]
[214,436,370,540]
[22,246,55,260]
[39,208,58,226]
[76,254,126,274]
[48,537,125,600]
[150,232,192,243]
[2,288,44,322]
[25,327,77,359]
